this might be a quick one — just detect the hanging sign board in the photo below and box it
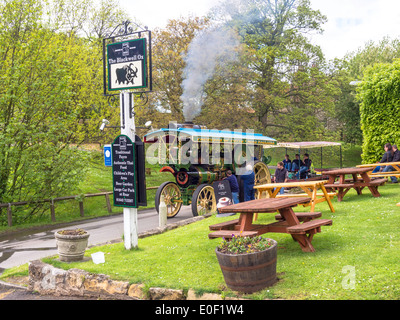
[107,38,147,91]
[112,135,137,208]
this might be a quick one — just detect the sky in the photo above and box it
[119,0,400,61]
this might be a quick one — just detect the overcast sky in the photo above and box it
[118,0,400,60]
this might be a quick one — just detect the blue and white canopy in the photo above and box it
[144,127,277,146]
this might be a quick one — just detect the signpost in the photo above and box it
[102,21,152,250]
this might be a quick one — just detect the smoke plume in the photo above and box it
[180,26,240,122]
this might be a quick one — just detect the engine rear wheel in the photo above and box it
[254,161,271,199]
[191,184,216,217]
[155,182,182,218]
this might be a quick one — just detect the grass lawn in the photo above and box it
[4,182,400,300]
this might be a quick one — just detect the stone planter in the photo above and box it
[55,229,89,262]
[215,239,277,293]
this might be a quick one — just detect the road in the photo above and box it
[0,206,194,273]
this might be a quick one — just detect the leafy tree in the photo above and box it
[137,17,209,129]
[208,0,339,140]
[337,37,400,144]
[0,0,125,225]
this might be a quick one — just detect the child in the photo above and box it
[283,154,292,171]
[274,162,288,194]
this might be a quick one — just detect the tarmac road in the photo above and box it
[0,206,196,300]
[0,206,194,272]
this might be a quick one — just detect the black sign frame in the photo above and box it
[112,135,137,208]
[107,38,147,91]
[102,26,152,96]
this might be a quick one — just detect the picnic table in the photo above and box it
[253,180,336,213]
[356,162,400,178]
[322,167,386,201]
[209,197,332,253]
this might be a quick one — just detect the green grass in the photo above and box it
[4,182,400,300]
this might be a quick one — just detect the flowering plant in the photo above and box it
[217,235,274,254]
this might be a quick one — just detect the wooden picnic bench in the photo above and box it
[253,180,336,213]
[322,167,386,201]
[209,197,332,253]
[356,162,400,178]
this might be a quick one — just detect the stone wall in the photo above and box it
[28,260,230,300]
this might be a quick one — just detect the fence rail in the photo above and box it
[1,186,159,227]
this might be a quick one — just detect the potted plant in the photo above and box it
[54,228,90,262]
[215,235,277,293]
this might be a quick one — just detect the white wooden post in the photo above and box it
[120,91,138,250]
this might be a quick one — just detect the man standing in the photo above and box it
[274,162,288,194]
[224,170,240,204]
[241,164,255,202]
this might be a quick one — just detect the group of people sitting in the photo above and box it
[282,153,312,179]
[372,143,400,183]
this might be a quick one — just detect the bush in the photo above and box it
[358,59,400,163]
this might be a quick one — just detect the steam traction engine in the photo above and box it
[143,123,277,218]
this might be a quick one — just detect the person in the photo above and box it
[274,162,288,194]
[382,144,399,183]
[224,170,240,203]
[296,153,312,179]
[291,154,304,172]
[240,164,255,202]
[372,143,393,173]
[282,154,292,171]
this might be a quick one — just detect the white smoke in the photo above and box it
[180,26,240,122]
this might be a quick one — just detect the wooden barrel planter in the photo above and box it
[215,239,277,293]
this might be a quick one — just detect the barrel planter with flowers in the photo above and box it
[215,235,277,293]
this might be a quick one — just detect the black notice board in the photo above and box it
[213,180,233,204]
[112,135,137,208]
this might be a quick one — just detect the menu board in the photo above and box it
[112,135,137,208]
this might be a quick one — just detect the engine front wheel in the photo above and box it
[155,182,182,218]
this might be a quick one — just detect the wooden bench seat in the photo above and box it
[208,230,258,239]
[276,192,336,198]
[209,219,239,231]
[324,183,354,188]
[367,178,386,185]
[275,212,322,222]
[287,219,332,234]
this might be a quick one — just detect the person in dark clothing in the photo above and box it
[296,153,312,179]
[291,154,304,171]
[382,144,399,183]
[240,164,255,202]
[224,170,240,203]
[282,154,292,171]
[274,162,288,194]
[372,143,393,173]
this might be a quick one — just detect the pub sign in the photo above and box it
[107,38,147,91]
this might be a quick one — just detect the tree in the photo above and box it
[138,16,209,128]
[0,0,126,225]
[209,0,339,140]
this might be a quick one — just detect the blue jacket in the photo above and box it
[240,171,255,201]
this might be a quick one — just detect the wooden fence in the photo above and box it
[0,186,159,227]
